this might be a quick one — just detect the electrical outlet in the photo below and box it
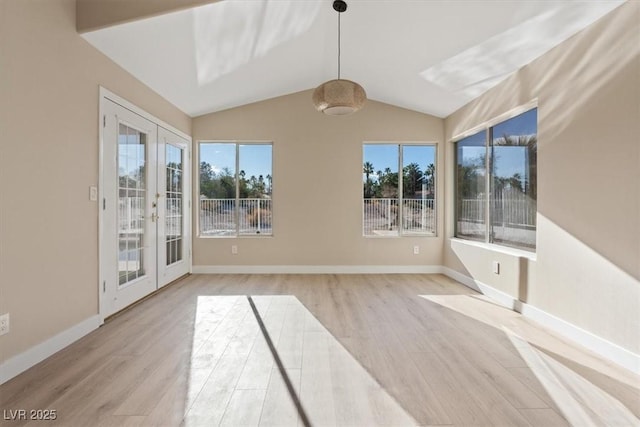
[0,313,9,336]
[89,186,98,201]
[231,245,238,255]
[413,245,420,255]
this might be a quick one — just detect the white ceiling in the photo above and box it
[82,0,624,118]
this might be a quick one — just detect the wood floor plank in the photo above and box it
[258,368,301,427]
[219,389,267,427]
[299,331,337,427]
[91,415,149,427]
[327,338,417,427]
[518,408,570,426]
[508,366,565,412]
[143,367,211,426]
[423,331,536,425]
[412,350,495,426]
[181,354,247,426]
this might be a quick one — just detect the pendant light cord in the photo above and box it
[337,11,341,80]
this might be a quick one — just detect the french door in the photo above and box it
[157,127,190,286]
[101,98,190,318]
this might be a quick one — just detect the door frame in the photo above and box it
[157,127,192,287]
[98,87,192,323]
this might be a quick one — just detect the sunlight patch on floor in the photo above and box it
[420,294,640,425]
[184,295,417,426]
[505,328,640,426]
[419,294,640,391]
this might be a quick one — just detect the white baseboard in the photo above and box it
[440,267,517,309]
[192,265,443,274]
[0,315,101,385]
[441,268,640,375]
[439,266,481,292]
[519,303,640,374]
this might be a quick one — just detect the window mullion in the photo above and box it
[235,143,240,236]
[485,128,492,244]
[398,144,403,236]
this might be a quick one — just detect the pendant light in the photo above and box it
[312,0,366,115]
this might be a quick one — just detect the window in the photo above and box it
[199,142,272,236]
[363,143,436,236]
[455,107,537,250]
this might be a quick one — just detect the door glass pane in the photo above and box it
[402,145,436,234]
[363,144,399,236]
[118,124,146,285]
[166,144,183,265]
[239,144,272,235]
[455,131,487,241]
[490,108,537,250]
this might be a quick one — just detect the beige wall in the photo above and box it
[443,2,640,354]
[0,0,190,363]
[192,90,444,267]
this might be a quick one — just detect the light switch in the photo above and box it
[89,186,98,201]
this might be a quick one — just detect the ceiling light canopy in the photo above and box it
[312,0,366,116]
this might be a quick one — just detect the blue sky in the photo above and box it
[363,144,436,180]
[200,143,272,179]
[458,108,537,179]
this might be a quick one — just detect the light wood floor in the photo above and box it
[1,274,639,427]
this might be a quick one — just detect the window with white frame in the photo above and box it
[363,143,436,236]
[455,107,537,250]
[199,142,272,236]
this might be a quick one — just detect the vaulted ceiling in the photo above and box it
[82,0,624,118]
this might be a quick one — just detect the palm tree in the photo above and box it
[381,167,398,198]
[508,172,523,191]
[424,163,435,197]
[266,174,272,195]
[238,169,248,198]
[403,162,423,198]
[363,161,374,198]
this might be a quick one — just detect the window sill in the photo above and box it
[364,233,437,238]
[449,237,537,261]
[198,234,274,239]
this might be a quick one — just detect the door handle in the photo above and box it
[151,212,159,222]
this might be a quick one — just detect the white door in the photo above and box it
[101,99,190,317]
[157,127,190,287]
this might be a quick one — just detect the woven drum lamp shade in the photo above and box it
[312,79,367,115]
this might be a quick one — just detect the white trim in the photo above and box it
[440,266,516,309]
[98,88,106,324]
[450,99,538,142]
[193,265,443,274]
[440,266,481,292]
[0,316,101,385]
[440,268,640,375]
[449,237,537,261]
[100,87,191,141]
[362,140,440,145]
[519,303,640,375]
